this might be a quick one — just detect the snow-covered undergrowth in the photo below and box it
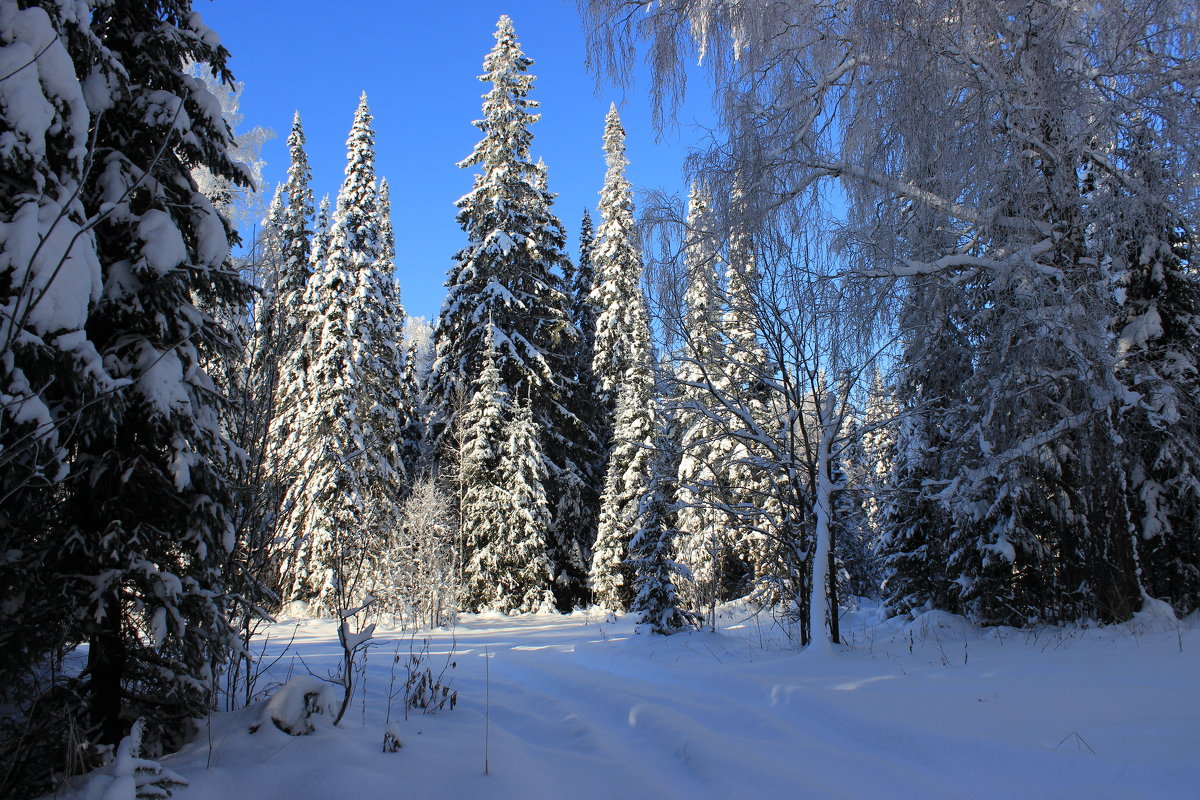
[72,603,1199,799]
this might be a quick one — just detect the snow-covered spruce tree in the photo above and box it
[276,95,408,609]
[567,208,602,469]
[354,169,411,504]
[592,379,656,610]
[233,115,314,607]
[590,104,650,430]
[491,400,557,613]
[1107,132,1200,616]
[588,105,657,611]
[713,183,777,595]
[55,0,252,753]
[556,208,604,601]
[0,0,107,694]
[630,396,695,633]
[378,178,424,477]
[839,371,894,599]
[0,4,119,792]
[574,210,598,366]
[253,114,314,462]
[265,192,327,580]
[429,14,570,435]
[672,186,730,621]
[880,257,973,619]
[428,16,585,605]
[458,327,511,610]
[260,113,315,376]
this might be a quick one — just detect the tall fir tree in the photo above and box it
[492,400,558,612]
[0,0,109,709]
[459,327,511,610]
[592,381,656,610]
[839,370,895,599]
[275,94,408,609]
[1109,132,1200,615]
[880,268,972,618]
[267,193,328,582]
[59,0,252,754]
[248,113,313,540]
[673,186,730,617]
[573,210,598,362]
[356,173,412,494]
[630,392,696,633]
[554,209,605,603]
[714,183,776,594]
[590,104,651,426]
[428,16,586,604]
[377,178,424,477]
[263,112,315,362]
[588,105,657,610]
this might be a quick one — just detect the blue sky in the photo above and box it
[196,0,714,322]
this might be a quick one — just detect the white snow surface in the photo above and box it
[73,603,1200,799]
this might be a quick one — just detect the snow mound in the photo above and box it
[1127,596,1181,634]
[278,599,316,619]
[903,609,979,641]
[251,675,336,736]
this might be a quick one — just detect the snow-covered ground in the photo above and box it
[82,603,1200,799]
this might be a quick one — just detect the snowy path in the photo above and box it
[142,608,1198,799]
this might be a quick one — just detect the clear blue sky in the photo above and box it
[196,0,714,322]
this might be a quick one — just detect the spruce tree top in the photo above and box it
[680,184,721,386]
[431,15,574,425]
[577,209,596,290]
[683,185,717,336]
[333,93,379,265]
[311,196,332,269]
[459,15,538,187]
[280,111,314,299]
[573,208,598,348]
[591,104,652,401]
[378,178,397,279]
[600,104,634,221]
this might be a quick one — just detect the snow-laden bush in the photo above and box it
[363,477,459,629]
[84,719,187,800]
[249,675,337,736]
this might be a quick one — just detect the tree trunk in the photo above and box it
[87,586,125,744]
[808,391,838,653]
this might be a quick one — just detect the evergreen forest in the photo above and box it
[1,2,1197,796]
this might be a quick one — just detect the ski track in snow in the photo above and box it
[79,606,1200,800]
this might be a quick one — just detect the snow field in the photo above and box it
[106,605,1200,799]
